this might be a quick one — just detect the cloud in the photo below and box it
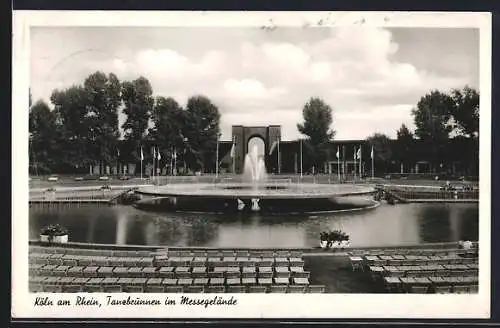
[30,27,477,140]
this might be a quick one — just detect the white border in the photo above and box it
[12,11,492,319]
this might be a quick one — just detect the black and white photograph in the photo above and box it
[13,11,491,318]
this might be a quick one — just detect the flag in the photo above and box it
[157,148,161,160]
[269,140,278,155]
[353,147,357,159]
[140,147,144,161]
[370,146,374,159]
[336,147,340,159]
[356,147,361,160]
[153,147,156,159]
[230,142,235,158]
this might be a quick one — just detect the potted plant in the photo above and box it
[40,224,69,243]
[320,229,350,249]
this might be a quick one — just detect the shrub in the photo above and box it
[40,224,68,236]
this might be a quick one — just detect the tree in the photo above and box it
[121,77,154,163]
[450,86,479,139]
[84,72,122,170]
[149,97,186,170]
[183,95,221,172]
[411,90,455,171]
[366,133,393,174]
[395,124,414,172]
[50,85,92,171]
[296,97,335,172]
[412,90,454,141]
[29,100,59,173]
[450,86,479,175]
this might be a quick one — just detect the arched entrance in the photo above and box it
[247,136,266,160]
[231,125,281,174]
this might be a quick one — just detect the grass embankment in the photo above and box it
[304,255,379,293]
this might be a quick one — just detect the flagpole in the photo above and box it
[277,136,280,175]
[300,138,303,178]
[359,146,362,178]
[353,147,357,181]
[173,147,177,176]
[170,146,174,176]
[216,133,220,179]
[371,146,375,179]
[232,137,236,174]
[337,146,340,182]
[157,147,161,182]
[342,146,345,181]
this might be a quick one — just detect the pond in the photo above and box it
[29,202,479,248]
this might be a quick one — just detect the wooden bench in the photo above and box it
[205,285,225,293]
[307,285,325,293]
[269,285,287,293]
[227,285,246,293]
[184,285,204,293]
[287,285,306,293]
[248,285,267,293]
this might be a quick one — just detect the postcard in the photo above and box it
[12,10,491,319]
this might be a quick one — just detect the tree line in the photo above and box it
[29,71,221,174]
[297,86,479,176]
[29,69,479,176]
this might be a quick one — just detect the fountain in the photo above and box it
[134,144,378,214]
[242,144,268,186]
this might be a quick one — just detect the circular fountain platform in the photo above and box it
[134,182,378,214]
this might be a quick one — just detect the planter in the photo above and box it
[40,234,68,243]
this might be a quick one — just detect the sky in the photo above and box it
[30,27,479,141]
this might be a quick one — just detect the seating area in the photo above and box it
[28,245,326,293]
[348,246,479,294]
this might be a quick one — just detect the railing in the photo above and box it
[392,190,479,201]
[28,174,404,189]
[29,189,123,202]
[378,185,479,202]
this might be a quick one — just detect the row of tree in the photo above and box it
[296,86,479,175]
[29,71,221,174]
[29,69,479,176]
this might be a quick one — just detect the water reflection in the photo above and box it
[29,203,479,248]
[417,205,452,243]
[459,207,479,241]
[115,212,129,245]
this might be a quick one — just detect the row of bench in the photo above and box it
[29,264,311,279]
[367,264,478,278]
[348,247,477,257]
[29,254,305,268]
[411,284,478,294]
[349,255,476,271]
[29,282,325,293]
[29,245,305,258]
[382,276,479,294]
[347,248,479,294]
[30,276,312,287]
